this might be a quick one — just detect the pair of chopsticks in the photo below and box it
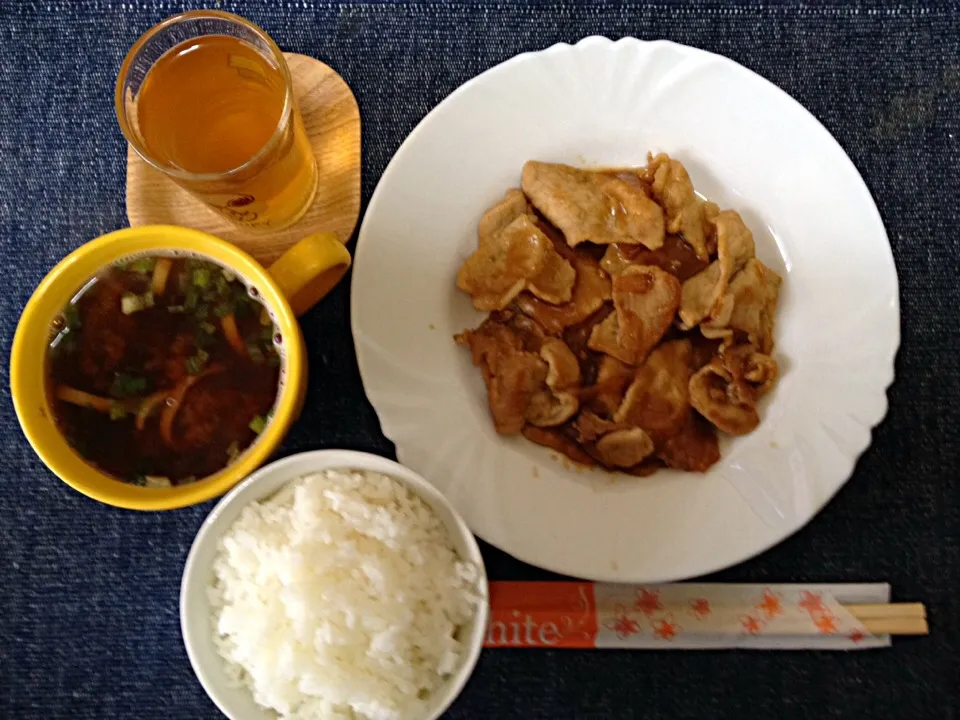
[586,598,929,637]
[845,603,928,636]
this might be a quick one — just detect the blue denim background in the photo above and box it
[1,1,958,718]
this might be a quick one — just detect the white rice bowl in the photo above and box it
[206,468,483,720]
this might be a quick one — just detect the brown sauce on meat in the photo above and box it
[562,305,612,385]
[612,234,708,281]
[596,169,653,194]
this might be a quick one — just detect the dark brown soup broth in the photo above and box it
[46,254,283,486]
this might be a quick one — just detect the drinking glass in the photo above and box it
[116,10,318,232]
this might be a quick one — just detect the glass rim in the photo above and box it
[114,9,295,183]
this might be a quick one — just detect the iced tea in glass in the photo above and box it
[116,11,317,231]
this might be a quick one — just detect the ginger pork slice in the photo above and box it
[488,352,548,434]
[477,189,531,245]
[677,209,756,330]
[454,318,523,381]
[524,338,582,428]
[688,339,778,437]
[456,216,547,312]
[456,214,575,311]
[539,337,581,391]
[455,315,548,435]
[657,411,720,472]
[718,343,778,396]
[594,427,655,468]
[517,248,611,334]
[524,390,579,427]
[700,258,782,354]
[521,161,665,249]
[647,153,710,260]
[588,265,681,365]
[688,360,760,436]
[594,356,634,415]
[527,240,577,304]
[614,339,693,439]
[607,337,722,472]
[573,411,629,443]
[569,409,655,469]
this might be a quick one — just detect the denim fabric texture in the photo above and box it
[1,1,958,718]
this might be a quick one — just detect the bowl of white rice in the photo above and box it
[180,450,489,720]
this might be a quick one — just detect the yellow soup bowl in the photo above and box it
[11,225,350,511]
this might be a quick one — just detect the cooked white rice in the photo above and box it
[208,469,481,720]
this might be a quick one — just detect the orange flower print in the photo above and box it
[799,591,827,616]
[849,629,865,644]
[602,604,641,640]
[634,589,663,617]
[690,598,711,619]
[756,588,784,620]
[814,612,839,635]
[603,613,641,640]
[740,615,764,635]
[652,615,681,640]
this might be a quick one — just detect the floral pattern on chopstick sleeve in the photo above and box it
[486,582,889,650]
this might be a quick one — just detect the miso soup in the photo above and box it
[46,255,282,486]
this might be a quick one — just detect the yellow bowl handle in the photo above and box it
[267,233,351,316]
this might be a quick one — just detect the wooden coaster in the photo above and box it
[125,53,361,266]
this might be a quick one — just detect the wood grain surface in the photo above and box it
[125,53,361,266]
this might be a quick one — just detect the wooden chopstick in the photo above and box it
[845,603,928,636]
[844,602,926,620]
[858,617,928,635]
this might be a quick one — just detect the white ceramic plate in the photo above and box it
[351,37,899,582]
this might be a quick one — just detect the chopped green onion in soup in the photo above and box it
[110,373,148,398]
[185,349,210,375]
[192,267,212,288]
[128,257,156,274]
[121,291,154,315]
[184,287,199,309]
